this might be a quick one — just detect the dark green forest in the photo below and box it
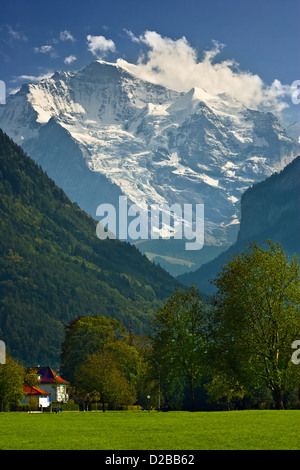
[0,129,180,368]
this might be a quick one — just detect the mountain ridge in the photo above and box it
[0,128,180,367]
[0,60,298,274]
[178,155,300,293]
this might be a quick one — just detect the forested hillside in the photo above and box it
[0,129,180,368]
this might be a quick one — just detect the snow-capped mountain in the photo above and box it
[0,60,298,273]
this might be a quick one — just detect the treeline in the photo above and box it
[1,241,300,411]
[61,241,300,411]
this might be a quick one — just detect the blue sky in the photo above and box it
[0,0,299,124]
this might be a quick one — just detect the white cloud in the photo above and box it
[34,45,53,54]
[12,72,54,83]
[123,29,141,43]
[8,87,21,96]
[6,25,27,42]
[8,72,54,96]
[60,30,76,42]
[64,55,77,64]
[87,34,116,57]
[119,31,291,115]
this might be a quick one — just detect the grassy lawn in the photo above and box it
[0,410,299,450]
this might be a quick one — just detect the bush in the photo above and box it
[52,400,79,411]
[9,402,33,412]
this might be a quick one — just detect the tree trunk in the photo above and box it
[188,376,195,412]
[272,387,284,410]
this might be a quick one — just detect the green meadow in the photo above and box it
[0,410,299,450]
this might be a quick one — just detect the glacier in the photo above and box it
[0,60,298,275]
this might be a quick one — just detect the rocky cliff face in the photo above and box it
[178,156,300,293]
[238,156,300,251]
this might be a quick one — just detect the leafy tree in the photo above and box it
[205,373,246,410]
[74,350,136,411]
[107,339,140,386]
[24,367,39,411]
[151,286,210,411]
[211,241,300,409]
[24,367,39,388]
[60,315,126,383]
[0,355,25,411]
[89,390,101,411]
[61,315,140,410]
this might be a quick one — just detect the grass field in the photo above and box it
[0,410,299,450]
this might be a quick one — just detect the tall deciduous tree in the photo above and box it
[74,350,136,411]
[61,315,139,410]
[151,286,210,411]
[212,241,300,410]
[24,367,39,411]
[60,315,126,383]
[0,355,25,411]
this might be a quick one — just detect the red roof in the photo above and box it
[37,367,69,384]
[23,385,50,396]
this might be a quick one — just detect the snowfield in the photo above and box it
[0,60,298,269]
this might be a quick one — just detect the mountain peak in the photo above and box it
[189,86,212,100]
[0,60,298,275]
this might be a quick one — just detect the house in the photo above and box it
[36,366,70,403]
[24,366,70,404]
[22,385,51,408]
